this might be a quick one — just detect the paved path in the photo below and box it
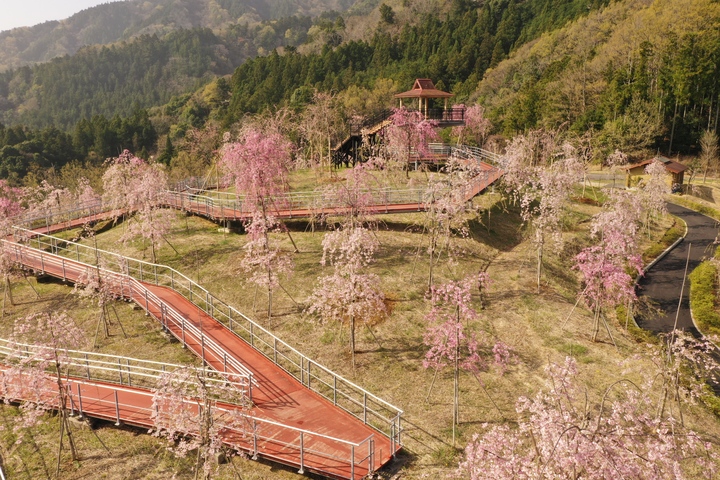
[636,203,719,334]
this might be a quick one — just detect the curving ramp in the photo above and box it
[2,225,402,479]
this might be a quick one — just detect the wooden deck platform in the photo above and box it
[2,230,400,479]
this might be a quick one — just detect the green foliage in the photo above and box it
[380,4,396,24]
[478,0,720,155]
[641,218,685,264]
[688,258,720,336]
[222,0,610,123]
[0,108,156,185]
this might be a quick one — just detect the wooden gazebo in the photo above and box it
[393,79,465,126]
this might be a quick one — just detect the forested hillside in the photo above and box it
[0,0,354,71]
[223,0,613,119]
[476,0,720,155]
[0,17,318,130]
[0,0,718,186]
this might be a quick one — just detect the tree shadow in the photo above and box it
[468,202,526,252]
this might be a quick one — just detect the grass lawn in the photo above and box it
[0,186,718,479]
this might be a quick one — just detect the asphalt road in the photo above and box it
[636,203,719,334]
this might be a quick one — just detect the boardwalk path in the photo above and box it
[166,162,502,222]
[637,203,718,334]
[3,223,402,479]
[1,162,503,477]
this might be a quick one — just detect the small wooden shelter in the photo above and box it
[394,79,454,118]
[624,156,687,188]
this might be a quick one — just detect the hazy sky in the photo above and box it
[0,1,119,33]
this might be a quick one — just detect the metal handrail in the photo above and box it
[5,146,499,229]
[62,379,377,478]
[0,338,250,396]
[2,240,257,399]
[7,228,404,448]
[2,362,374,478]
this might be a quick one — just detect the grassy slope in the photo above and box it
[0,179,718,478]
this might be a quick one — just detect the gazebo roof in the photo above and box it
[394,78,454,99]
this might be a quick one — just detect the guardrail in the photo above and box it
[2,240,257,402]
[0,349,375,478]
[8,146,500,230]
[64,381,378,478]
[13,200,106,232]
[166,187,430,219]
[7,228,404,452]
[169,146,500,219]
[0,338,250,398]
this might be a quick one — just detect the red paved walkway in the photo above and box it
[0,366,375,478]
[3,238,396,479]
[166,162,502,222]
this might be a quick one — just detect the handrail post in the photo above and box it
[252,419,258,460]
[398,414,402,448]
[390,422,395,456]
[114,390,121,426]
[350,444,355,479]
[66,384,75,417]
[298,432,304,474]
[363,392,367,424]
[248,373,253,404]
[181,316,186,347]
[77,383,84,419]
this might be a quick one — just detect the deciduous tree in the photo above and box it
[500,132,585,292]
[151,367,249,479]
[452,104,492,147]
[458,356,717,479]
[103,150,174,262]
[574,190,643,341]
[221,129,296,319]
[385,107,439,177]
[700,129,718,183]
[306,226,386,369]
[3,312,87,476]
[423,274,510,443]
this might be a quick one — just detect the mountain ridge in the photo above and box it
[0,0,353,71]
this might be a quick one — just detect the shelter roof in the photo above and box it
[394,79,454,99]
[623,156,687,174]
